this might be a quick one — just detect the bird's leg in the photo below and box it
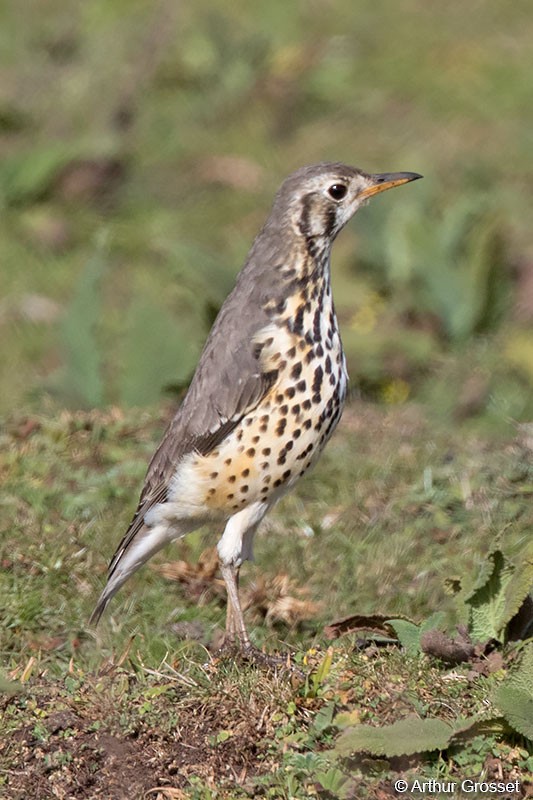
[220,561,251,650]
[219,561,302,675]
[223,564,240,644]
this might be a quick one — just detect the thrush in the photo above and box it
[91,162,421,654]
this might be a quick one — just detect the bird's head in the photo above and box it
[275,162,422,242]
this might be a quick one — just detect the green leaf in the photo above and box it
[332,715,481,758]
[387,619,422,655]
[466,549,515,643]
[0,145,73,205]
[57,234,107,407]
[495,686,533,740]
[118,300,200,406]
[312,702,336,734]
[464,544,533,644]
[314,767,350,798]
[502,540,533,631]
[494,643,533,738]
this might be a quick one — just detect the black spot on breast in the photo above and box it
[224,458,232,465]
[246,448,255,457]
[325,355,332,374]
[303,419,312,430]
[305,349,315,364]
[285,386,296,399]
[286,346,296,359]
[242,468,250,477]
[290,362,302,380]
[282,469,292,481]
[279,404,289,415]
[316,343,324,358]
[210,471,218,479]
[262,447,271,455]
[276,418,287,436]
[296,379,307,392]
[229,475,236,483]
[297,443,314,460]
[273,478,282,488]
[241,485,249,493]
[276,298,287,314]
[312,365,324,395]
[293,428,301,439]
[291,404,301,416]
[313,307,321,341]
[293,304,305,335]
[302,399,312,411]
[252,435,260,444]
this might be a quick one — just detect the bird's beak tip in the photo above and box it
[360,171,423,199]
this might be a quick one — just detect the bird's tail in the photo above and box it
[90,521,188,626]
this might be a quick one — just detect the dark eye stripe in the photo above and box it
[328,183,347,200]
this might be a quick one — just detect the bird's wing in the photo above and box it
[105,274,283,578]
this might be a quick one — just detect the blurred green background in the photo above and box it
[1,0,533,424]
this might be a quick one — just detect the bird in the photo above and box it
[90,162,422,657]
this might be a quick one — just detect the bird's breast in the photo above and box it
[166,284,347,520]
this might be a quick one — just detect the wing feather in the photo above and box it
[104,269,285,579]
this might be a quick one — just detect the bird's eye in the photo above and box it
[328,183,347,200]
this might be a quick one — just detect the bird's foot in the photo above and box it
[241,642,302,674]
[217,637,303,676]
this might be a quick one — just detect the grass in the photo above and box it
[1,1,533,796]
[2,1,533,414]
[1,403,532,797]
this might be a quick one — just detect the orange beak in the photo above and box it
[359,171,423,199]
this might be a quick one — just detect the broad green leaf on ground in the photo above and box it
[495,686,533,740]
[494,644,533,739]
[501,540,533,632]
[466,549,517,643]
[388,612,447,656]
[387,619,422,655]
[331,715,482,758]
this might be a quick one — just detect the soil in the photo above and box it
[1,675,272,799]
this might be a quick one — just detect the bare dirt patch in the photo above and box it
[1,669,282,799]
